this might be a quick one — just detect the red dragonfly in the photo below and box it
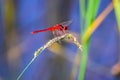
[31,20,72,36]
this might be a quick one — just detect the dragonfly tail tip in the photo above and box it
[31,32,35,34]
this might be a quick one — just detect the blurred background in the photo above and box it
[0,0,120,80]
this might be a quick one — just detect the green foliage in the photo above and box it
[114,0,120,31]
[78,0,100,80]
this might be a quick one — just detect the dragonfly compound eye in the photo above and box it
[64,26,68,30]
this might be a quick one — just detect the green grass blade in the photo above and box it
[80,0,86,19]
[79,0,86,34]
[113,0,120,31]
[92,0,101,20]
[78,41,90,80]
[84,0,95,29]
[85,0,100,30]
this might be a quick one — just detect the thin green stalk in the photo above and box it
[79,0,86,34]
[80,0,86,19]
[78,42,89,80]
[16,33,82,80]
[17,57,36,80]
[16,34,69,80]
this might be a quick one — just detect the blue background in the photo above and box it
[0,0,119,80]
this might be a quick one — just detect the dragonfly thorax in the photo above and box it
[58,24,68,31]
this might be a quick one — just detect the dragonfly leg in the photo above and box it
[62,29,68,35]
[55,30,62,43]
[53,30,60,37]
[52,31,56,38]
[55,30,61,36]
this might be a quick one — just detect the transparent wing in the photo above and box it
[59,20,73,26]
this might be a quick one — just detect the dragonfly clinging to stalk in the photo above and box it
[31,20,72,36]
